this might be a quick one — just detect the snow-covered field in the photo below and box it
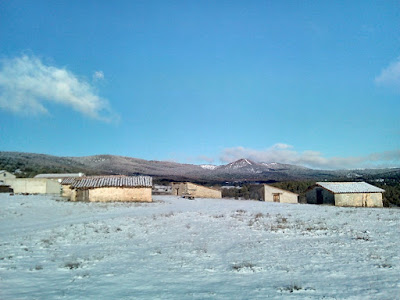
[1,194,399,299]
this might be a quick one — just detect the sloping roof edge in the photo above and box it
[71,176,152,189]
[172,182,221,192]
[262,184,299,196]
[316,182,385,194]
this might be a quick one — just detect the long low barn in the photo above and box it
[306,182,385,207]
[70,176,152,202]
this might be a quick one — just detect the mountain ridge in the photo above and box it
[1,151,399,183]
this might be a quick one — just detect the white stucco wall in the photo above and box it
[5,179,61,194]
[1,171,16,180]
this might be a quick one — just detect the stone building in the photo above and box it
[171,182,222,199]
[70,176,152,202]
[306,182,384,207]
[260,184,299,203]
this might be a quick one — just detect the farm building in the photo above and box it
[306,182,385,207]
[70,176,152,202]
[4,178,61,195]
[0,170,16,182]
[61,175,127,198]
[260,185,299,203]
[171,182,222,199]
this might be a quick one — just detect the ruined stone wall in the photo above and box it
[171,182,221,198]
[61,185,73,198]
[171,183,187,196]
[187,183,222,199]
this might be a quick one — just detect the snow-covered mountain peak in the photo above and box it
[200,164,217,170]
[224,158,257,169]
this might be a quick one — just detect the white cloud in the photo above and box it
[375,57,400,90]
[220,144,400,169]
[196,155,215,164]
[93,70,104,81]
[0,55,117,122]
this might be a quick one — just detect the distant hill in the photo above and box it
[1,151,399,183]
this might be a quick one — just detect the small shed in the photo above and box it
[70,176,152,202]
[306,182,385,207]
[171,182,222,199]
[260,185,299,203]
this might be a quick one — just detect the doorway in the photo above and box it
[316,189,323,204]
[77,189,89,202]
[273,193,280,202]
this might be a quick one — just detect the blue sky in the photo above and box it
[0,1,399,169]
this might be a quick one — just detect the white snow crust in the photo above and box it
[1,194,399,299]
[200,165,217,170]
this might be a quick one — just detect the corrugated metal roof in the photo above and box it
[71,176,152,189]
[316,182,385,194]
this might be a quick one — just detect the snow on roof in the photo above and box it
[71,176,152,189]
[35,173,85,179]
[316,182,385,194]
[61,175,128,185]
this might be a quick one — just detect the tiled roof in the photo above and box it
[71,176,152,189]
[316,182,385,194]
[61,175,127,185]
[60,177,78,185]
